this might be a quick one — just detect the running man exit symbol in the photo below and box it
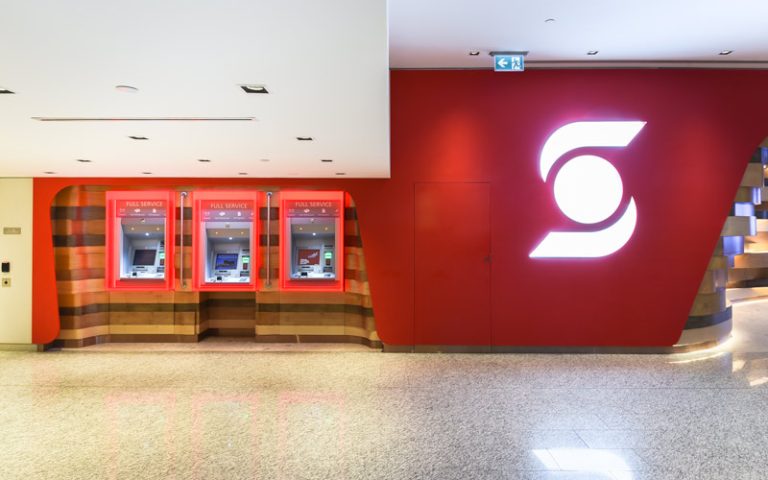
[494,54,524,72]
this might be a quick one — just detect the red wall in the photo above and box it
[33,69,768,347]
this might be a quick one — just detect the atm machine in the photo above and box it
[105,191,175,291]
[280,191,344,291]
[192,191,258,291]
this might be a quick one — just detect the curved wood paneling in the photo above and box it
[51,186,379,348]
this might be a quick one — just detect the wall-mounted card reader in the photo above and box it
[1,262,9,273]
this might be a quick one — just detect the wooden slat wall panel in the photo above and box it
[51,186,379,347]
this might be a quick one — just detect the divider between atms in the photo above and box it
[104,189,345,293]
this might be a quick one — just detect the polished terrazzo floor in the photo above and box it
[2,302,768,479]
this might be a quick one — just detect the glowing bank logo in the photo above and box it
[529,121,646,258]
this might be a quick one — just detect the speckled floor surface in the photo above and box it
[2,302,768,479]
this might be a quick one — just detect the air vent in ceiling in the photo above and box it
[32,117,256,122]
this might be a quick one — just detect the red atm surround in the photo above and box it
[191,190,259,291]
[279,191,345,292]
[105,190,176,291]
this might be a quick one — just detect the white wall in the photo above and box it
[0,178,32,344]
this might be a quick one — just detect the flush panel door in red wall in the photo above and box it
[415,183,491,345]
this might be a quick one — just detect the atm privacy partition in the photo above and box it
[191,191,258,291]
[105,191,175,291]
[280,191,344,292]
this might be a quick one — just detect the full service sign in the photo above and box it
[285,200,341,218]
[116,200,167,218]
[201,200,255,221]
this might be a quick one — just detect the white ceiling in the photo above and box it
[4,1,768,178]
[0,0,389,178]
[389,0,768,68]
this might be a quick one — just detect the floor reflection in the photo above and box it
[1,299,768,479]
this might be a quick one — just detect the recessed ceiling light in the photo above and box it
[240,84,269,94]
[128,135,148,140]
[43,171,56,175]
[238,172,248,175]
[260,158,270,162]
[719,50,734,56]
[321,159,333,163]
[0,88,14,94]
[76,159,92,163]
[296,136,313,141]
[141,171,152,175]
[468,50,480,56]
[544,18,556,23]
[587,50,599,56]
[115,85,139,93]
[335,172,346,176]
[197,159,212,163]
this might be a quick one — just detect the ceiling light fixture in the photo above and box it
[240,85,269,94]
[141,171,152,175]
[115,85,139,93]
[335,172,346,176]
[296,136,313,141]
[43,171,56,175]
[587,50,599,56]
[544,18,556,23]
[238,172,248,175]
[321,159,333,163]
[468,50,480,56]
[719,50,734,56]
[128,135,148,140]
[76,159,92,163]
[197,159,212,163]
[0,88,14,94]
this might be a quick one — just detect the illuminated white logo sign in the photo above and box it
[529,121,646,258]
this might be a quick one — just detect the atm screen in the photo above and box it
[298,249,320,265]
[133,249,157,266]
[215,253,239,270]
